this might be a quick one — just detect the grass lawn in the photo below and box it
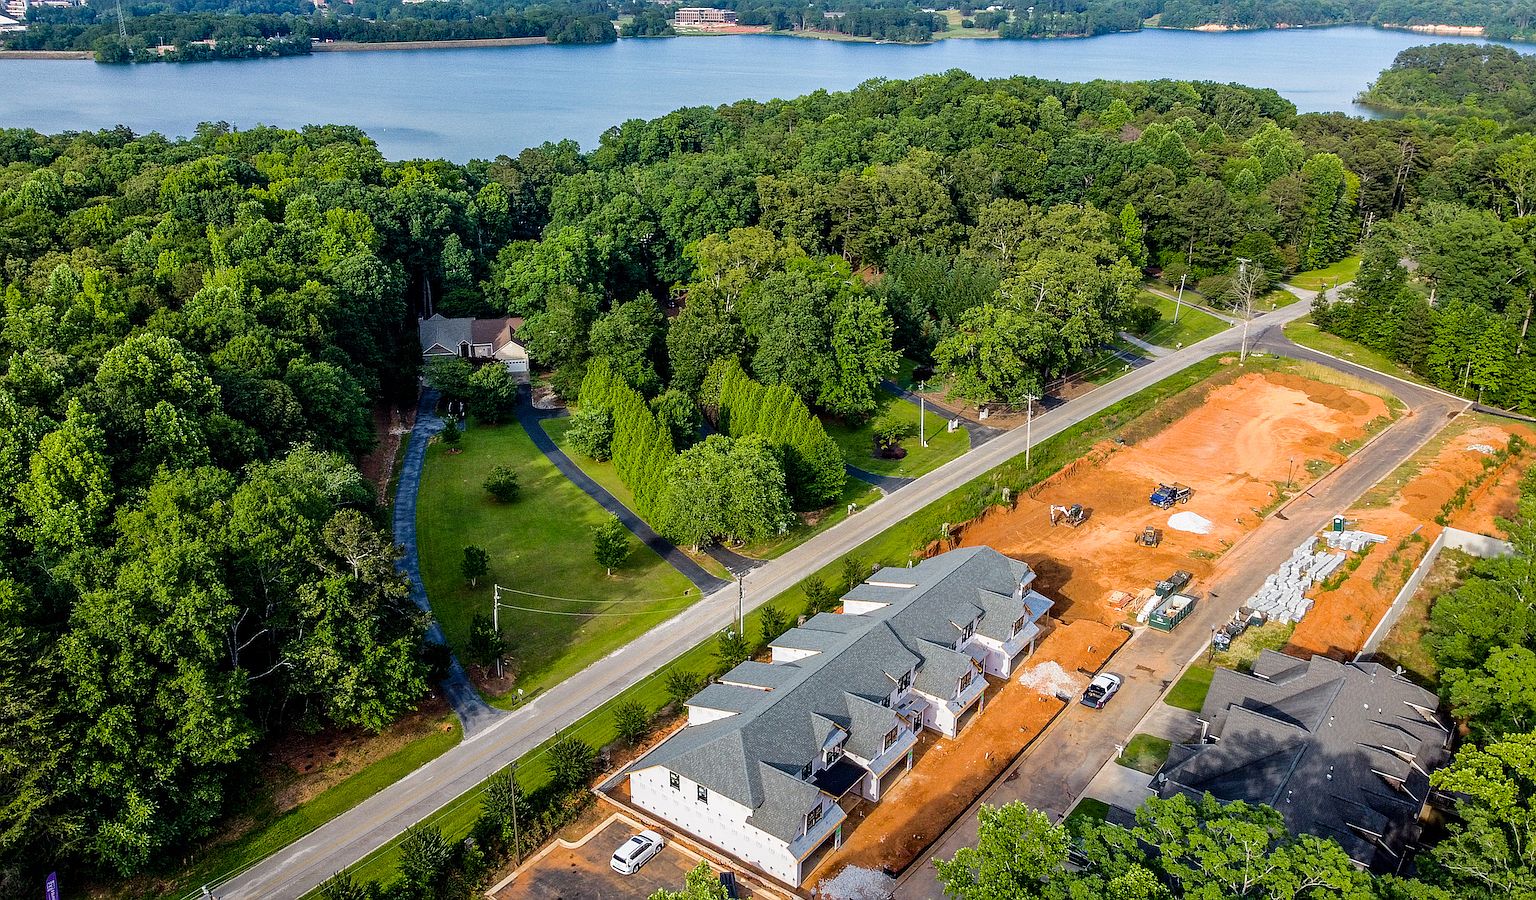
[1289,256,1361,292]
[417,422,698,704]
[1375,548,1471,688]
[1283,315,1435,389]
[538,418,733,580]
[1164,665,1214,711]
[350,354,1275,890]
[1063,797,1110,837]
[1116,733,1173,775]
[1212,621,1295,673]
[1132,291,1230,349]
[160,717,461,898]
[823,393,970,479]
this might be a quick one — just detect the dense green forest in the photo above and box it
[6,0,617,59]
[2,52,1534,892]
[1320,43,1536,406]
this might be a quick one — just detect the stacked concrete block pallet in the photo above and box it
[1241,531,1385,625]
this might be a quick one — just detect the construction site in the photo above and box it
[954,369,1395,624]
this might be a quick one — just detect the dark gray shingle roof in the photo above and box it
[1157,650,1452,873]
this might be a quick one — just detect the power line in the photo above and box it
[497,587,702,605]
[491,602,701,617]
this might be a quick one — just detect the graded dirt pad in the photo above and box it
[805,621,1124,888]
[955,372,1390,623]
[1286,419,1534,660]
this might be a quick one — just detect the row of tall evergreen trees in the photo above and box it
[703,359,847,510]
[579,360,676,521]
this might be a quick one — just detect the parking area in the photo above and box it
[491,814,753,899]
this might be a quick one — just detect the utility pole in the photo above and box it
[736,575,744,634]
[1174,273,1186,324]
[1024,393,1038,469]
[510,761,522,865]
[116,0,128,40]
[1236,257,1253,365]
[918,379,928,448]
[491,584,514,680]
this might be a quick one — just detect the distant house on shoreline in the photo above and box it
[417,313,529,379]
[674,6,737,27]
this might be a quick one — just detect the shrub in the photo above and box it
[547,736,597,792]
[483,465,520,503]
[612,700,651,746]
[566,406,614,461]
[664,668,703,706]
[872,410,914,450]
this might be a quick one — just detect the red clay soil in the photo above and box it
[1287,420,1534,660]
[805,621,1125,888]
[954,372,1389,624]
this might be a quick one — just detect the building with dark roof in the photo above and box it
[417,314,528,378]
[626,546,1053,886]
[1155,650,1451,873]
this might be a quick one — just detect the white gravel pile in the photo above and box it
[1018,661,1083,697]
[819,865,897,900]
[1168,511,1214,534]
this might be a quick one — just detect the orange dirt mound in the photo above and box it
[1287,418,1534,660]
[957,372,1389,623]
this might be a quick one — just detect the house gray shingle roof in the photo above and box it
[1156,650,1452,873]
[630,546,1052,843]
[418,314,471,355]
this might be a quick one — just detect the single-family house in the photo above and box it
[1154,650,1452,874]
[417,314,529,378]
[626,546,1054,887]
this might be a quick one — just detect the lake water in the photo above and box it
[0,26,1522,161]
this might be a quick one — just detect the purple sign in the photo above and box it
[45,872,59,900]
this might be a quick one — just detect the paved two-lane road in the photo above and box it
[218,302,1331,899]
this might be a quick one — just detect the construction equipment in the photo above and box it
[1135,526,1162,547]
[1049,504,1087,527]
[1150,482,1193,509]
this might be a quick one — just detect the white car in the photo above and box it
[1080,673,1123,709]
[611,829,666,875]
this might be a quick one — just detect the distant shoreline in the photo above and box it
[0,22,1516,64]
[310,36,549,52]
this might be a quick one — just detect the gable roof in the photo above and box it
[1157,650,1452,873]
[418,314,471,355]
[630,547,1051,838]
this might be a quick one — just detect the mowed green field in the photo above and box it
[1288,256,1361,291]
[416,423,698,702]
[1133,291,1230,348]
[823,393,970,479]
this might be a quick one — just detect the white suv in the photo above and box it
[611,830,666,875]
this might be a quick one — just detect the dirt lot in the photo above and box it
[954,372,1391,623]
[806,620,1124,888]
[1287,416,1532,660]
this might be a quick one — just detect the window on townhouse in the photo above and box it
[698,785,709,803]
[807,803,823,831]
[883,726,899,753]
[801,761,813,781]
[1012,614,1026,637]
[897,670,913,693]
[960,669,974,693]
[669,772,680,790]
[961,619,976,642]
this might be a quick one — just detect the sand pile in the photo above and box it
[1168,511,1213,534]
[1018,661,1083,697]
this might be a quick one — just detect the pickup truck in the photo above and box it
[1150,482,1193,508]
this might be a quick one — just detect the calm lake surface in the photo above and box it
[0,26,1522,161]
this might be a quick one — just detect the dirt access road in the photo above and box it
[896,330,1468,898]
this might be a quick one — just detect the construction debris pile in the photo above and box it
[1243,531,1386,624]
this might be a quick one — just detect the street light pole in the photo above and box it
[918,379,929,448]
[1174,273,1186,324]
[1236,257,1252,365]
[736,575,744,634]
